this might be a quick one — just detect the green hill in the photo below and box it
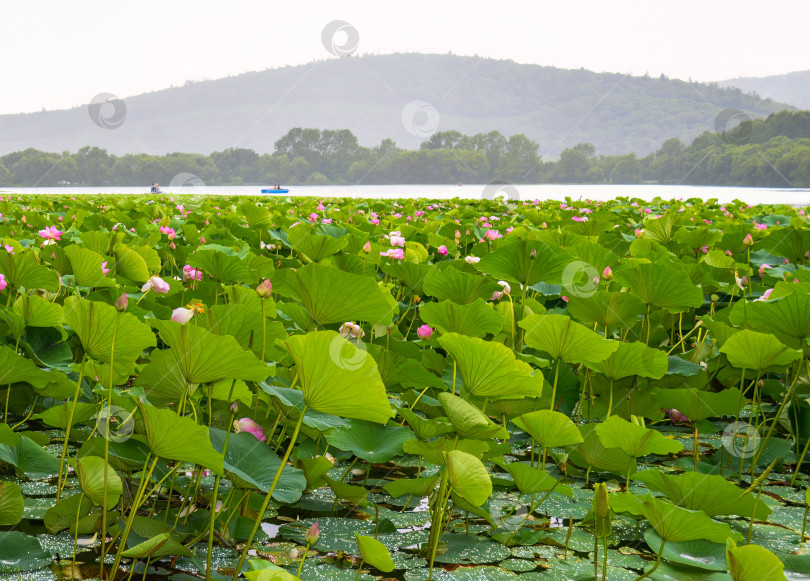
[0,54,791,157]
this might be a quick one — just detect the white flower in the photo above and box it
[465,256,481,264]
[497,280,511,294]
[171,307,194,325]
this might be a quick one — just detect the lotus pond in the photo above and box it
[0,193,808,581]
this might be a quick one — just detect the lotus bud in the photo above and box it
[497,280,511,294]
[229,402,239,414]
[417,324,433,340]
[530,248,537,259]
[233,418,266,442]
[115,293,128,312]
[256,278,273,299]
[171,307,194,325]
[593,483,609,519]
[305,521,320,545]
[363,241,372,253]
[602,266,613,282]
[743,233,754,247]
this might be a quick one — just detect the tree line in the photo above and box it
[1,111,809,188]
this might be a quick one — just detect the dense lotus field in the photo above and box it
[0,193,809,581]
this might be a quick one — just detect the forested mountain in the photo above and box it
[0,54,790,158]
[719,70,810,110]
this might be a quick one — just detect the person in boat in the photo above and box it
[150,182,161,194]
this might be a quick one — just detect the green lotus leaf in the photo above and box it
[595,415,683,458]
[726,538,786,581]
[438,392,508,440]
[720,329,802,370]
[567,290,647,331]
[615,262,704,312]
[445,449,492,506]
[287,229,348,262]
[585,341,669,380]
[491,458,573,497]
[0,531,52,573]
[13,294,63,328]
[377,350,445,391]
[379,259,434,294]
[438,333,543,398]
[76,456,122,508]
[323,475,369,506]
[0,251,60,291]
[209,428,306,504]
[512,410,583,449]
[64,244,113,287]
[384,475,441,499]
[122,532,194,558]
[632,470,771,520]
[0,345,53,387]
[423,265,500,304]
[477,239,573,287]
[729,291,810,350]
[355,533,395,573]
[0,435,61,478]
[0,481,23,526]
[34,402,98,430]
[139,403,224,476]
[284,330,393,424]
[610,493,742,543]
[396,407,454,441]
[520,313,619,365]
[114,243,150,282]
[288,263,397,325]
[420,298,504,338]
[187,248,253,283]
[63,296,156,379]
[402,438,489,465]
[325,419,414,464]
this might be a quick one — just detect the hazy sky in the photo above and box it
[2,0,807,115]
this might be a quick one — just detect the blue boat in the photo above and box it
[261,187,289,194]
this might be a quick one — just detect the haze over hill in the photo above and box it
[718,70,810,110]
[0,54,791,158]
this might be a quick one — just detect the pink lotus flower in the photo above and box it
[437,245,448,256]
[755,288,773,302]
[415,210,424,217]
[256,278,273,299]
[571,216,589,222]
[101,261,110,275]
[754,222,767,230]
[159,226,177,239]
[758,264,772,276]
[182,265,203,281]
[0,273,6,291]
[380,248,404,260]
[666,408,690,423]
[339,322,365,339]
[171,307,194,325]
[308,213,319,222]
[635,229,644,238]
[490,290,504,301]
[317,204,325,211]
[483,230,502,241]
[700,245,709,253]
[387,232,406,247]
[233,418,266,442]
[417,325,433,340]
[4,244,14,254]
[142,275,171,294]
[322,218,333,224]
[561,296,569,303]
[38,225,62,241]
[370,218,380,226]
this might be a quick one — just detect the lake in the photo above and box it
[3,184,810,205]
